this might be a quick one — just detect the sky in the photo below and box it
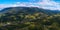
[0,0,60,10]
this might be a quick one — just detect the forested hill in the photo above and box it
[0,7,60,15]
[0,7,60,30]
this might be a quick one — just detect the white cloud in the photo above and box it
[0,0,60,10]
[38,0,60,10]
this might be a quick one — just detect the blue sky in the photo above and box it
[53,0,60,2]
[0,0,60,10]
[0,0,40,4]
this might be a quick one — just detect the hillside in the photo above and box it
[0,7,60,15]
[0,7,60,30]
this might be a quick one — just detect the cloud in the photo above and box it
[37,0,60,10]
[0,0,60,10]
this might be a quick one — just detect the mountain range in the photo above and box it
[0,7,60,15]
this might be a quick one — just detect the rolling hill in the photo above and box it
[0,7,60,15]
[0,7,60,30]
